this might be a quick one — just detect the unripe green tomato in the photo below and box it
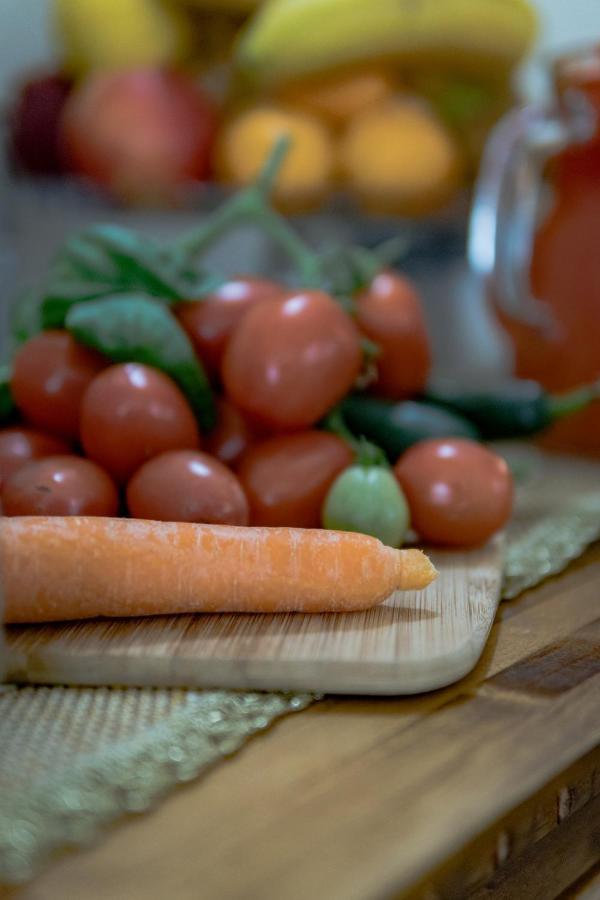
[322,464,410,548]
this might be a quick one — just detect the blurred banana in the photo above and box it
[178,0,262,12]
[236,0,538,88]
[55,0,190,72]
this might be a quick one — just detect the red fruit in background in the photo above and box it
[80,363,200,483]
[2,456,119,517]
[237,431,353,527]
[394,437,513,547]
[177,276,287,378]
[205,398,255,468]
[126,450,249,525]
[222,291,362,431]
[11,331,106,440]
[9,73,72,174]
[60,68,217,200]
[356,270,431,399]
[0,427,71,489]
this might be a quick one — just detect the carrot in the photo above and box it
[0,517,437,624]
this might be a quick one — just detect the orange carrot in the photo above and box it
[0,517,437,624]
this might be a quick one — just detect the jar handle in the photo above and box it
[467,96,594,331]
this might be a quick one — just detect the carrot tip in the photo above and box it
[396,549,438,591]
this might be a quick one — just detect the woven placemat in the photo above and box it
[1,445,600,884]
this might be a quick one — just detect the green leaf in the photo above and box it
[78,225,185,298]
[11,286,44,344]
[0,364,15,423]
[41,266,130,330]
[66,294,216,431]
[42,225,224,328]
[79,225,224,299]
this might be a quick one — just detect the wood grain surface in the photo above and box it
[5,538,503,695]
[3,542,599,900]
[560,865,600,899]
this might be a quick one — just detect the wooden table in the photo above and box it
[4,544,600,900]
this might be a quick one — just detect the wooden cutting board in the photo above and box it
[4,536,503,695]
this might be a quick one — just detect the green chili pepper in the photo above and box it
[342,394,480,462]
[424,378,600,439]
[66,294,215,431]
[0,365,15,424]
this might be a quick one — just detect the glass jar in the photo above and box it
[469,45,600,455]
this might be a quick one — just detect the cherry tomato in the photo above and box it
[237,431,353,527]
[127,450,249,525]
[0,427,71,489]
[394,438,513,547]
[2,456,119,517]
[356,271,431,399]
[176,276,287,378]
[80,363,200,483]
[205,398,254,468]
[322,465,410,547]
[11,331,105,440]
[222,291,362,430]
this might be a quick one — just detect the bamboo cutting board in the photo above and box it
[4,537,503,695]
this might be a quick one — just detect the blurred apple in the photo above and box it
[59,68,217,201]
[9,73,72,174]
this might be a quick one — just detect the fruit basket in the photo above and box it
[4,0,538,215]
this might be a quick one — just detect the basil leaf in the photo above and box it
[74,225,224,299]
[77,225,184,299]
[61,232,121,281]
[43,225,224,327]
[42,267,131,330]
[66,294,216,431]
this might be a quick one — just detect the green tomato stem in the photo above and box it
[254,134,292,197]
[373,234,410,268]
[252,202,322,286]
[171,136,322,287]
[171,191,254,261]
[323,407,389,468]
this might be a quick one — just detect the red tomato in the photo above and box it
[0,427,71,489]
[237,431,353,527]
[394,438,513,547]
[127,450,249,525]
[11,331,105,440]
[177,276,287,378]
[80,363,200,483]
[356,270,430,399]
[2,456,119,517]
[222,291,362,430]
[205,398,254,468]
[60,69,217,201]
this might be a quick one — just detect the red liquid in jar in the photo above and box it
[499,48,600,455]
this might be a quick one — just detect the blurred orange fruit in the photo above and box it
[280,67,395,126]
[215,105,334,209]
[339,97,463,216]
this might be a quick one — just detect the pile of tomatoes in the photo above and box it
[1,269,513,549]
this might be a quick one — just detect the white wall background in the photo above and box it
[1,0,600,102]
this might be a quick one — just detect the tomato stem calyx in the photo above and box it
[323,407,389,468]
